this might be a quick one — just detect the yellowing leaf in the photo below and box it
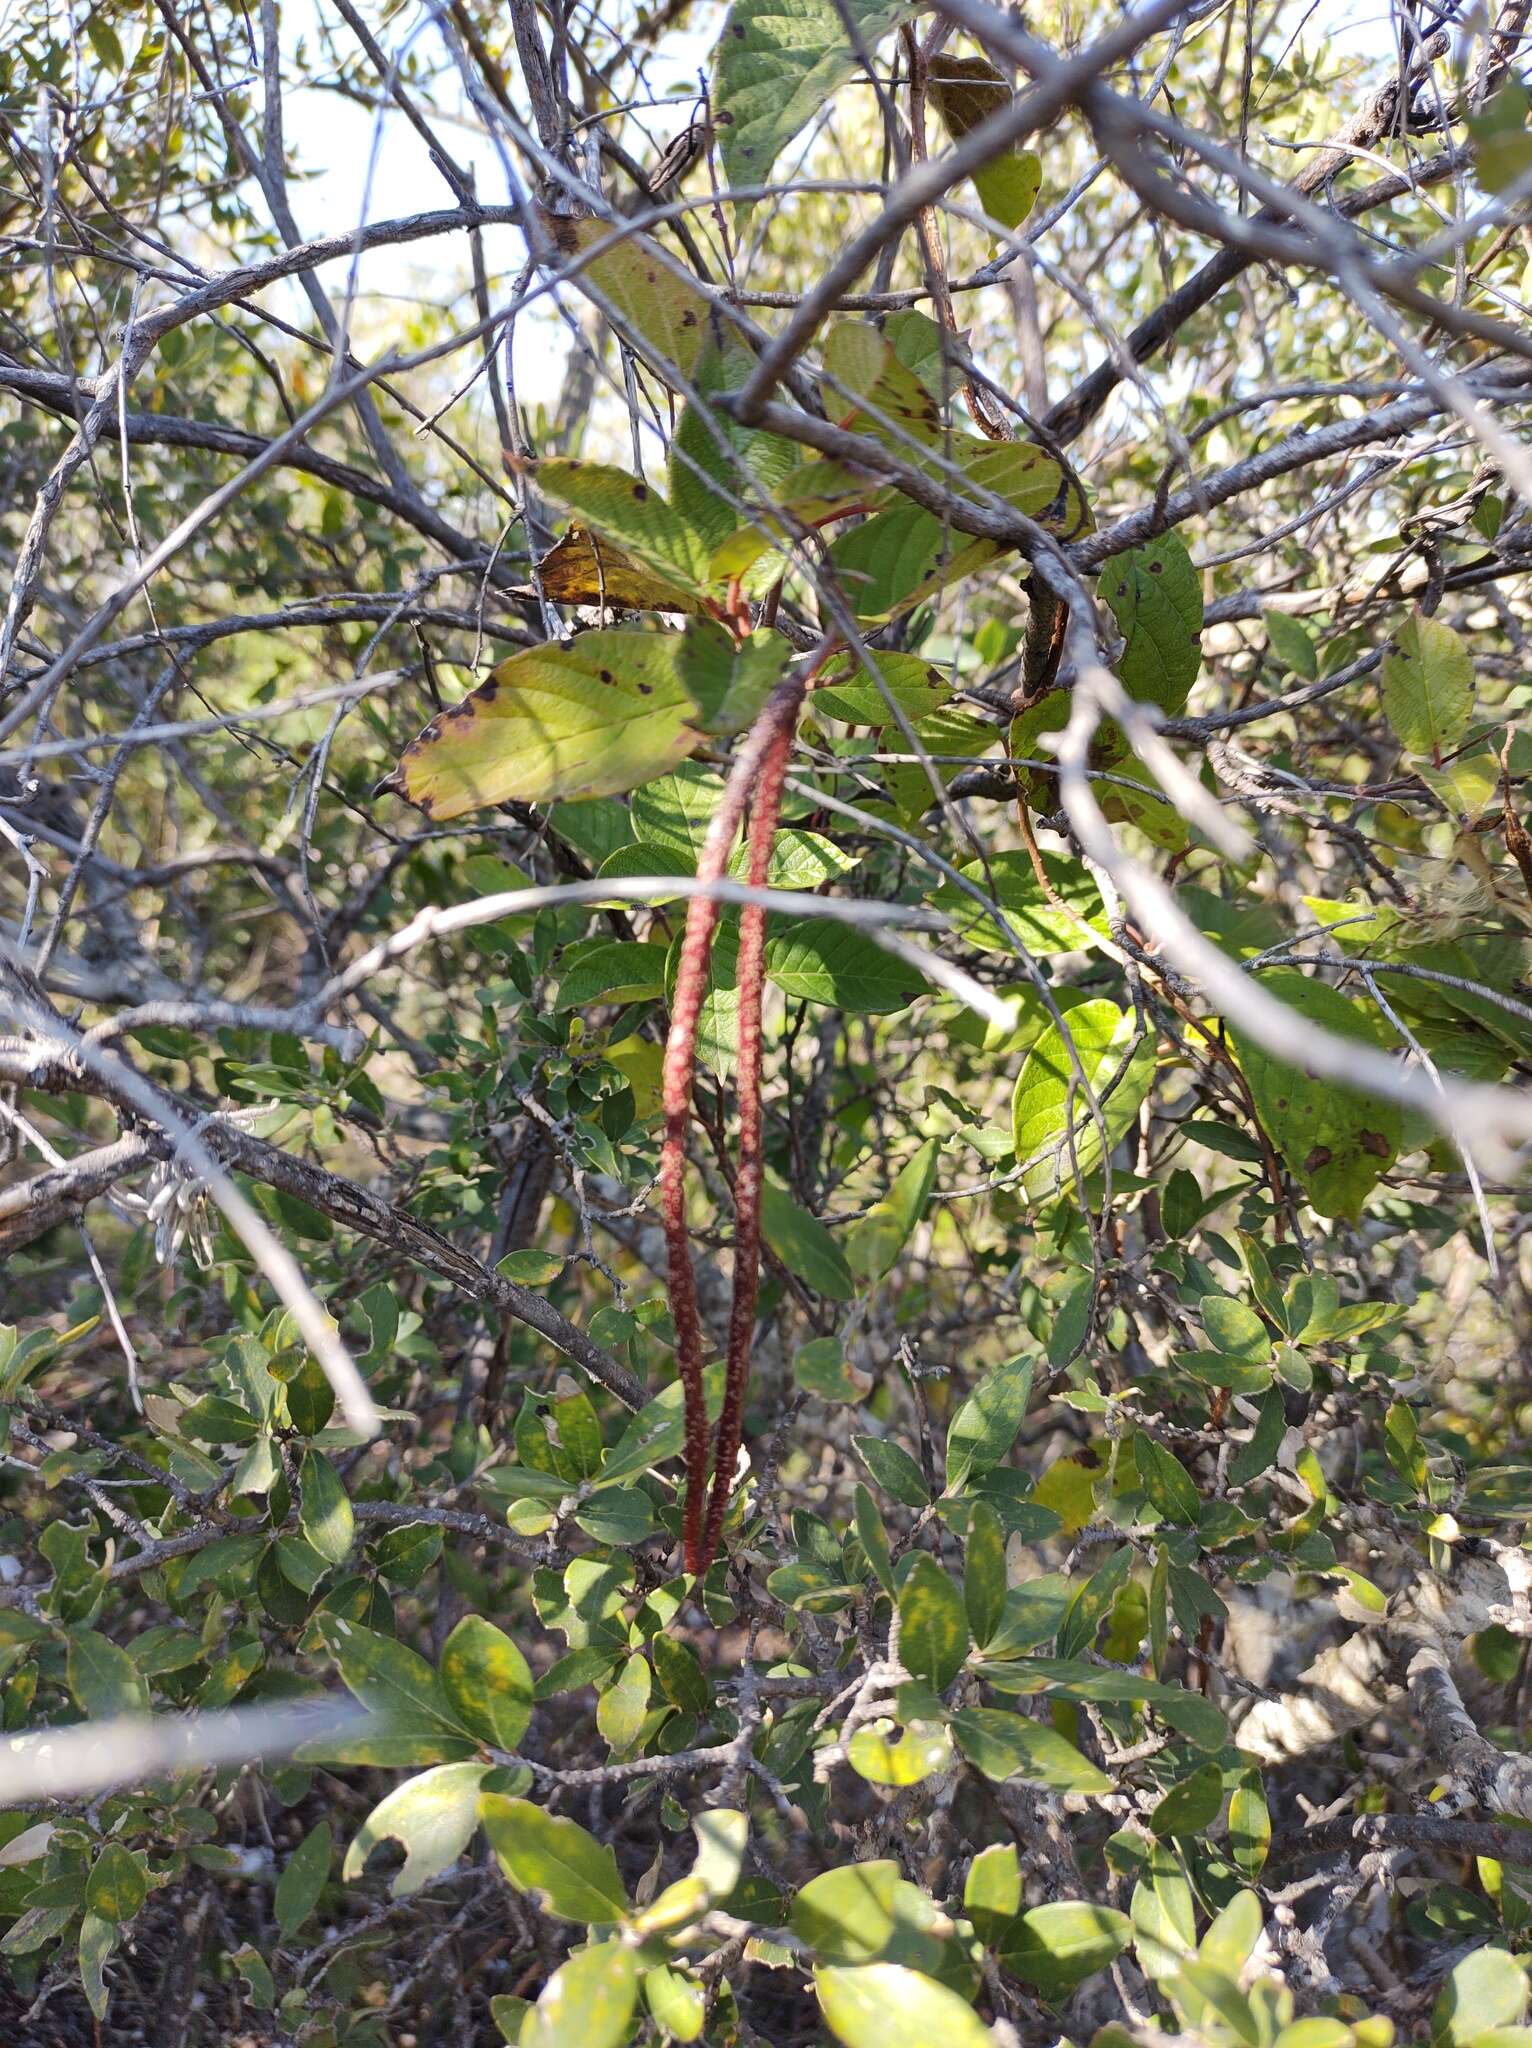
[823,321,946,449]
[537,526,704,614]
[382,632,702,821]
[533,459,712,593]
[928,54,1042,232]
[539,210,724,383]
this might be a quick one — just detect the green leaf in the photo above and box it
[1098,531,1203,716]
[318,1616,454,1720]
[713,0,916,204]
[1228,971,1401,1219]
[1434,1947,1530,2045]
[813,651,951,725]
[928,55,1041,231]
[498,1251,566,1287]
[1011,1000,1154,1203]
[792,1862,959,1980]
[1201,1294,1272,1367]
[1150,1761,1226,1838]
[68,1630,149,1719]
[644,1963,706,2041]
[539,211,722,384]
[898,1555,970,1689]
[855,1434,930,1510]
[1135,1435,1201,1525]
[598,1367,725,1488]
[491,1993,530,2042]
[79,1912,116,2021]
[760,1177,855,1300]
[965,1843,1020,1944]
[691,1808,748,1901]
[670,339,804,554]
[440,1616,534,1752]
[950,1709,1112,1791]
[1132,1839,1197,1979]
[847,1139,939,1282]
[555,939,670,1009]
[765,918,922,1013]
[596,1654,651,1752]
[823,321,948,451]
[298,1451,354,1566]
[1229,1769,1271,1879]
[1469,83,1532,194]
[676,621,790,736]
[1056,1546,1135,1661]
[932,852,1104,955]
[829,439,1082,619]
[480,1794,629,1923]
[795,1336,863,1402]
[815,1962,996,2048]
[1229,1388,1286,1487]
[275,1820,332,1937]
[849,1718,954,1786]
[946,1354,1034,1491]
[85,1842,147,1923]
[1381,609,1473,758]
[854,1483,896,1595]
[384,631,702,822]
[653,1632,711,1714]
[998,1901,1132,1998]
[310,1616,477,1764]
[1263,610,1318,681]
[963,1501,1007,1647]
[343,1761,489,1897]
[522,1939,640,2048]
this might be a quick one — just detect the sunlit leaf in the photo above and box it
[382,631,702,821]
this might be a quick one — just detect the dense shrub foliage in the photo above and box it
[3,0,1532,2043]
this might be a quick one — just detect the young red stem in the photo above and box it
[660,673,809,1574]
[695,700,799,1574]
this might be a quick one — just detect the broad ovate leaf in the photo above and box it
[1011,998,1154,1202]
[1227,970,1401,1219]
[823,321,947,451]
[538,210,725,384]
[439,1616,534,1753]
[713,0,916,206]
[997,1900,1132,1998]
[1381,609,1473,759]
[676,619,791,734]
[1098,530,1203,716]
[382,631,702,822]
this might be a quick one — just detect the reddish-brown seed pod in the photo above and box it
[659,669,812,1575]
[695,698,800,1574]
